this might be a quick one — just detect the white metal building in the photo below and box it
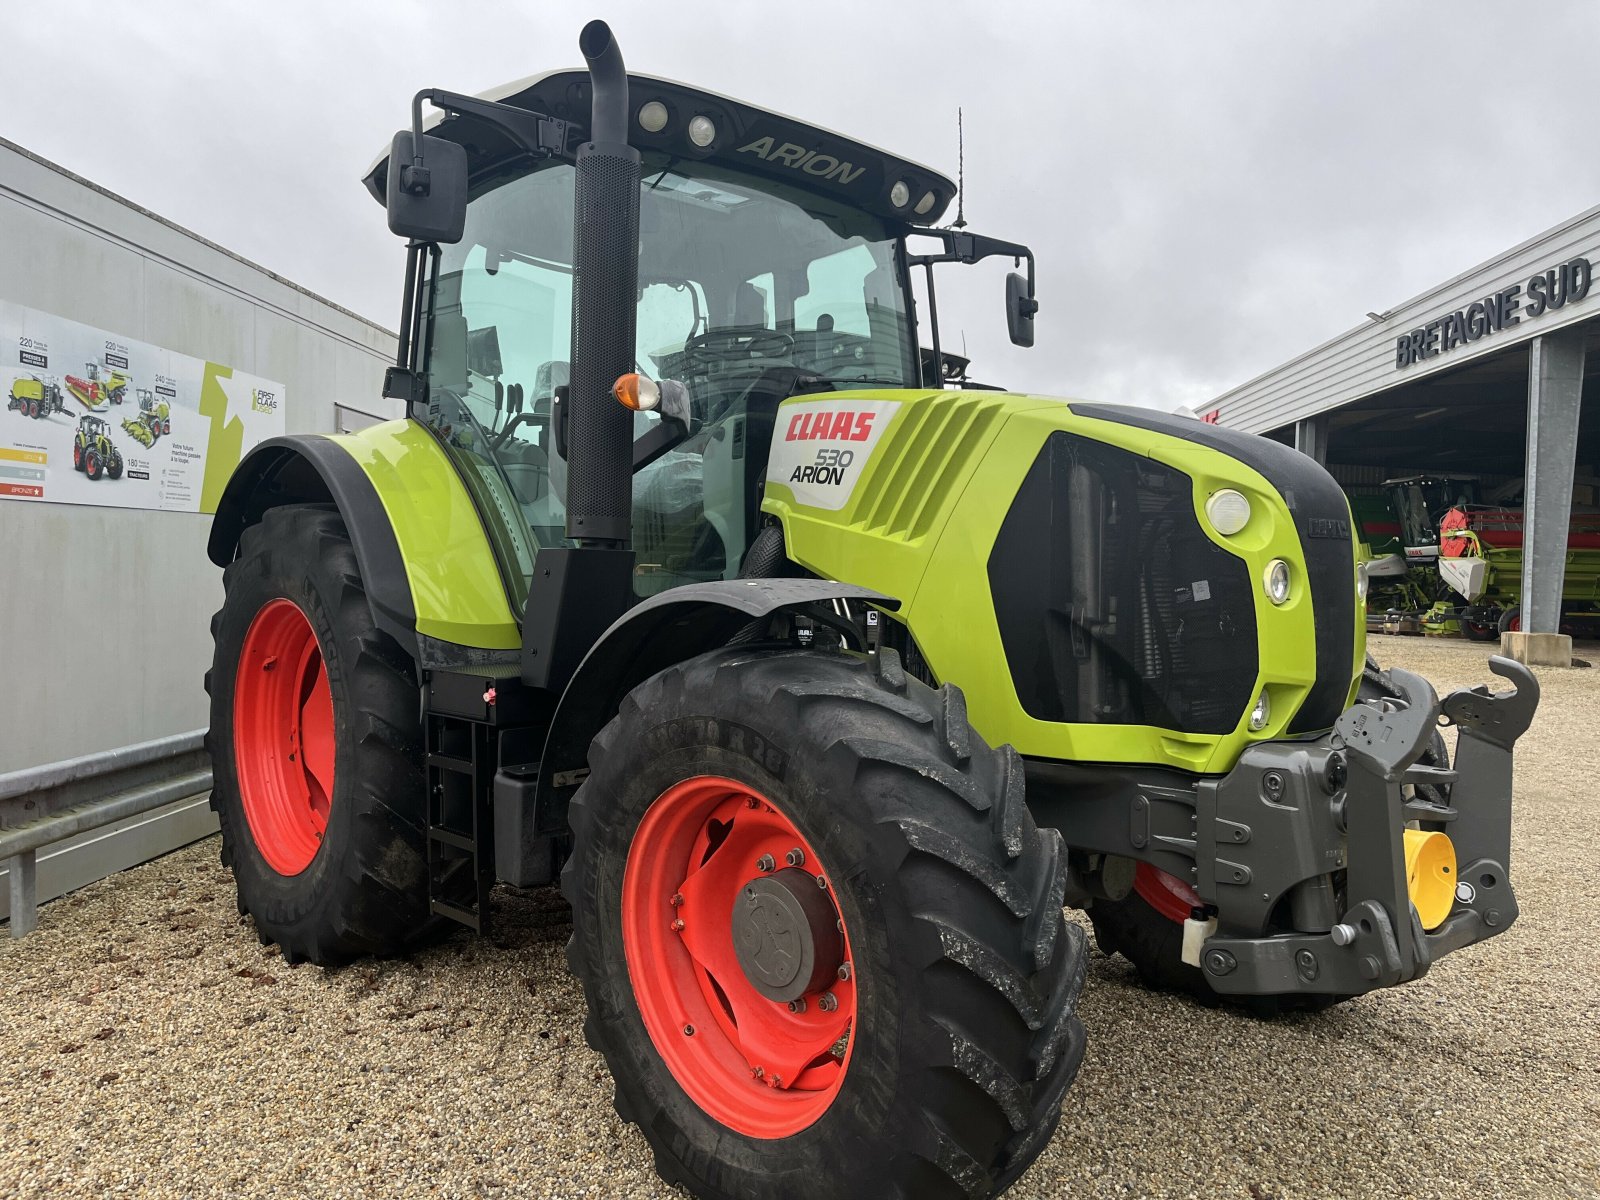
[0,138,398,919]
[1207,204,1600,663]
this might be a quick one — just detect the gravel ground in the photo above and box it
[3,635,1597,1200]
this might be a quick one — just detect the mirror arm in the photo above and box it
[394,243,422,369]
[408,88,572,173]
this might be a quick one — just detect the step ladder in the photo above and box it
[425,709,496,933]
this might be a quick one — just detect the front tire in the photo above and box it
[564,646,1087,1199]
[206,504,433,965]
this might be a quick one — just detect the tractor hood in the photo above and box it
[362,69,956,229]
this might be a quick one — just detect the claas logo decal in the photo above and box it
[768,399,899,511]
[782,409,877,485]
[784,409,876,443]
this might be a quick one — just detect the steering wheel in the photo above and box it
[680,326,795,370]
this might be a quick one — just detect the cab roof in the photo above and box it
[363,69,957,229]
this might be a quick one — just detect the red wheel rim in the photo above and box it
[622,777,857,1138]
[1133,862,1203,924]
[233,598,335,876]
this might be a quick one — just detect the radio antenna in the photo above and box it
[952,107,968,229]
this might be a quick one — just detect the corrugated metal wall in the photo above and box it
[1211,205,1600,433]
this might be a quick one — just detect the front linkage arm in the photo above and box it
[1202,656,1538,997]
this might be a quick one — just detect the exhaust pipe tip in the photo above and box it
[579,19,627,147]
[578,18,614,62]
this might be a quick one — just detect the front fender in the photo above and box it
[528,578,896,840]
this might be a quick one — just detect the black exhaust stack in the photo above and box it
[564,19,640,546]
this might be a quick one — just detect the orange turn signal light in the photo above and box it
[613,373,660,412]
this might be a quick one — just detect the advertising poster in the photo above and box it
[0,301,286,513]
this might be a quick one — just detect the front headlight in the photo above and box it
[1205,489,1251,536]
[1248,690,1271,731]
[1356,560,1369,601]
[1265,559,1291,605]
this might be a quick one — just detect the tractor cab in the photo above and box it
[363,70,1035,608]
[1385,472,1483,562]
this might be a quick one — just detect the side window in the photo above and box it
[423,165,577,613]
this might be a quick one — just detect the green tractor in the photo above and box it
[8,373,68,420]
[73,415,123,481]
[205,24,1538,1199]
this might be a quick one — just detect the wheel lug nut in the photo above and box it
[785,847,805,867]
[816,875,827,890]
[787,997,807,1013]
[683,1024,695,1036]
[671,919,685,932]
[818,992,838,1012]
[837,962,852,981]
[756,854,775,872]
[670,893,683,907]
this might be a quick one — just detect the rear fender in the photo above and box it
[208,435,419,653]
[207,422,522,664]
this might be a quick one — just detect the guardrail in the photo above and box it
[1,731,212,937]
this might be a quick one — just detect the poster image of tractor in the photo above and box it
[122,388,172,447]
[73,415,124,481]
[64,361,131,411]
[7,374,69,421]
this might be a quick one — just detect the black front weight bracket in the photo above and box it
[1203,656,1538,997]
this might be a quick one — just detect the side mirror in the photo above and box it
[1006,271,1037,348]
[385,130,467,244]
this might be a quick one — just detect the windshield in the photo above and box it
[422,155,916,611]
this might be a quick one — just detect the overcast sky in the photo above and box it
[9,1,1600,409]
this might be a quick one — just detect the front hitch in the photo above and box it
[1200,656,1538,997]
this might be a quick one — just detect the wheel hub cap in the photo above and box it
[733,868,843,1002]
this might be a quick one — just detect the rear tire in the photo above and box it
[1087,652,1446,1016]
[1497,606,1521,636]
[206,504,434,965]
[564,646,1087,1199]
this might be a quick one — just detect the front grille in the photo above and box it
[1069,404,1357,734]
[988,432,1258,734]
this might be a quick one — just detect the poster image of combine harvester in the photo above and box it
[64,361,131,410]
